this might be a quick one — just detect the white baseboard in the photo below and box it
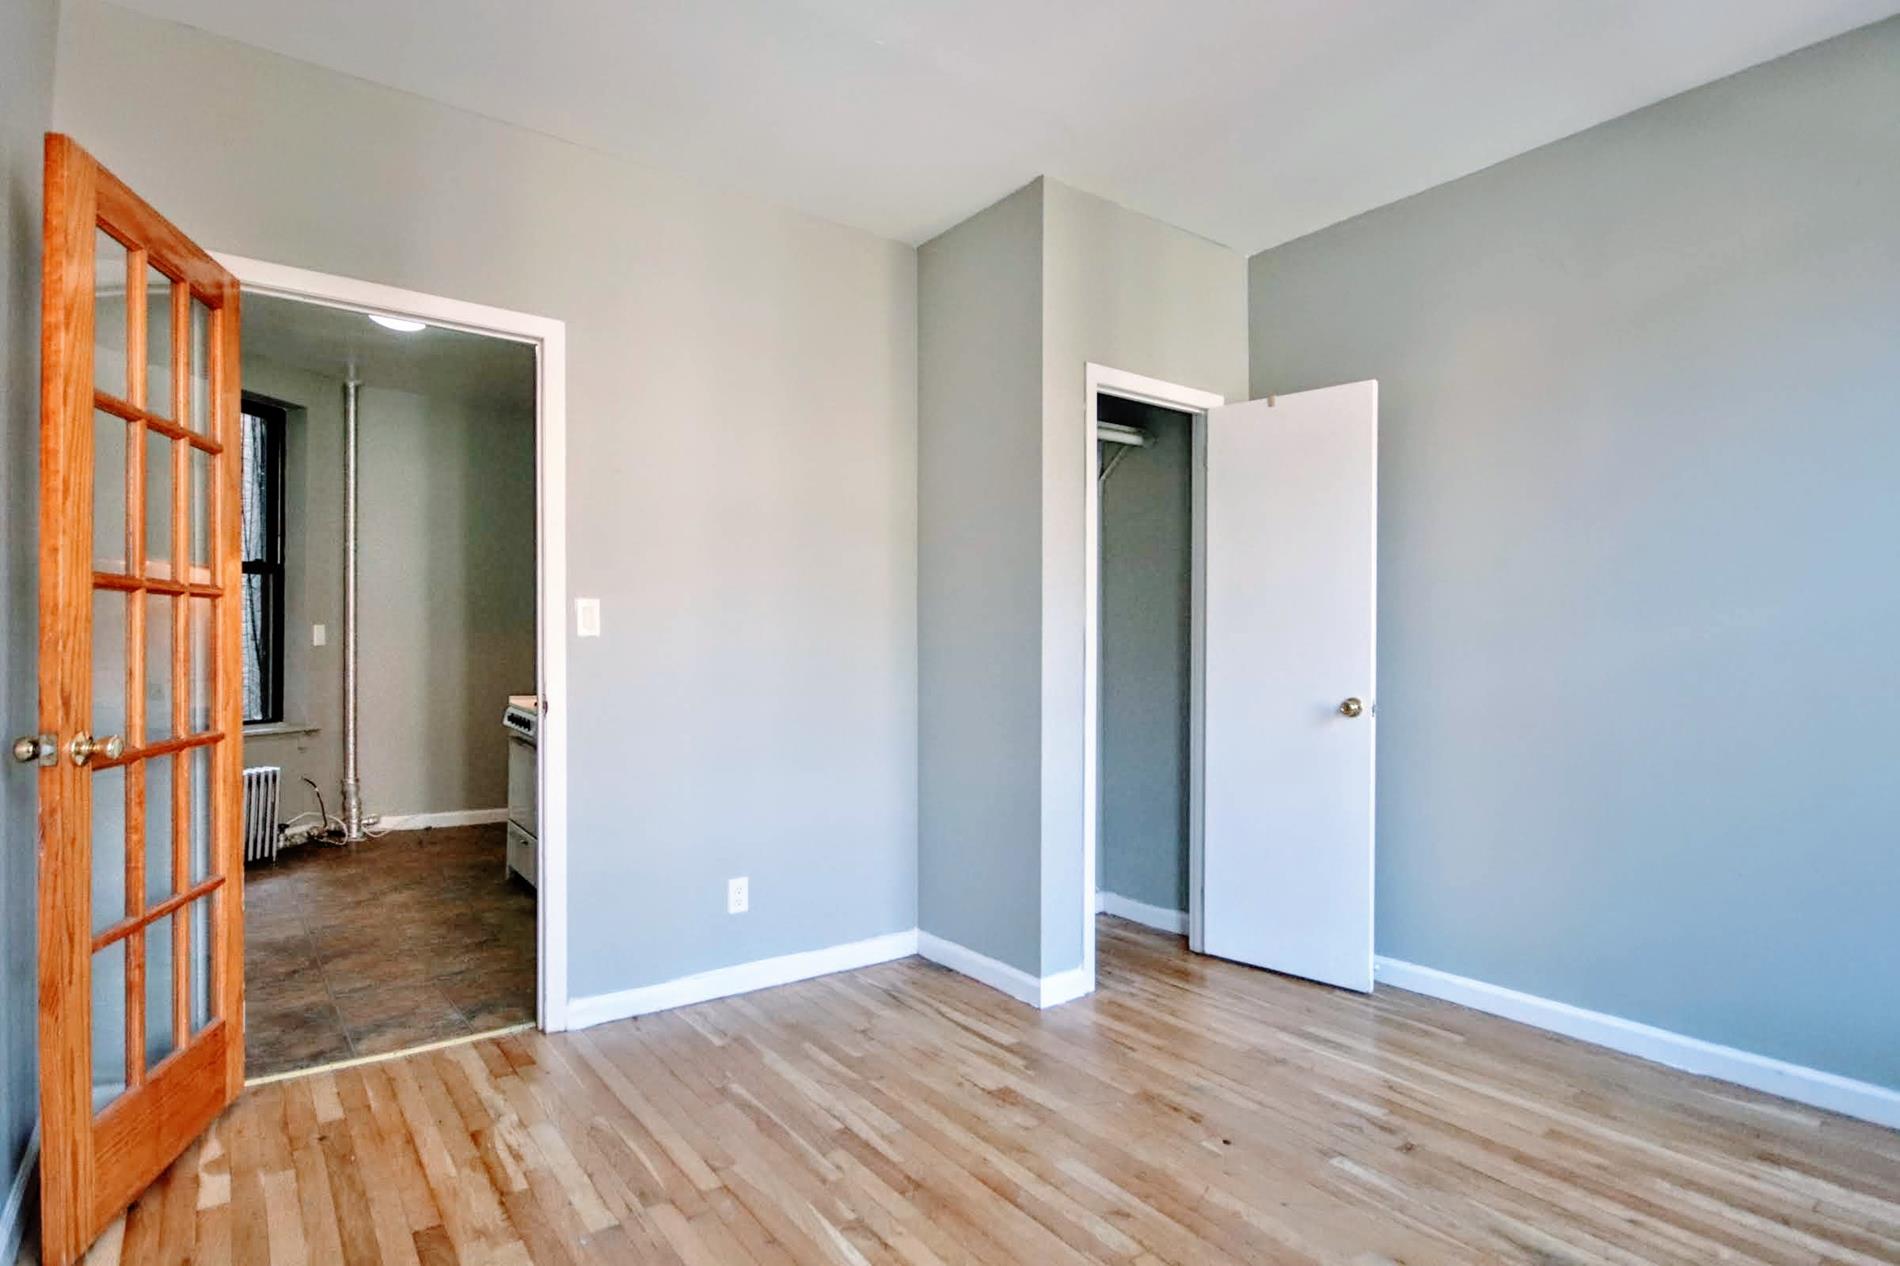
[372,808,509,831]
[1,1127,38,1266]
[917,932,1095,1009]
[567,929,919,1030]
[1098,891,1189,935]
[1375,957,1900,1130]
[1039,963,1094,1008]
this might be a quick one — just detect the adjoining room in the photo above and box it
[234,294,540,1077]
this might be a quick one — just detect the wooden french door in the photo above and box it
[35,134,245,1266]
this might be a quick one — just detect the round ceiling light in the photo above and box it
[368,313,427,333]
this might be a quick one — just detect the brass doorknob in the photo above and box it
[68,732,124,766]
[1338,698,1365,718]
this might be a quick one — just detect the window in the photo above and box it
[239,397,286,725]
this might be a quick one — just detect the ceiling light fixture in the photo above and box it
[368,313,427,333]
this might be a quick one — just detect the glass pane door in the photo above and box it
[84,220,226,1115]
[39,132,245,1266]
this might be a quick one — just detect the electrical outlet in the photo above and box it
[727,876,749,914]
[312,623,327,647]
[576,597,601,638]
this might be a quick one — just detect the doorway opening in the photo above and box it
[1082,365,1225,986]
[217,257,570,1078]
[1086,367,1381,997]
[1095,393,1196,942]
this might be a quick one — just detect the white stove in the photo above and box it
[503,695,538,886]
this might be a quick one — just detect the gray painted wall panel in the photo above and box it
[53,0,917,1001]
[916,182,1046,975]
[1249,18,1900,1088]
[1,0,59,1223]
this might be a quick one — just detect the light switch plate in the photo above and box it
[312,623,327,647]
[576,598,601,638]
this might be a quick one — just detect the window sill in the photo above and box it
[243,721,320,739]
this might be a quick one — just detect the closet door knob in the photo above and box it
[1337,698,1364,718]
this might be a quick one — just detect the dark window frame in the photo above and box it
[239,395,288,726]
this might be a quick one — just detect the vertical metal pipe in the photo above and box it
[341,378,365,842]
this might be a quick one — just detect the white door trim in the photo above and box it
[1083,365,1225,984]
[213,253,572,1032]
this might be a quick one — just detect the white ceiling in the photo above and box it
[243,293,535,411]
[115,0,1898,251]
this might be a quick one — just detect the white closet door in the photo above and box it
[1201,381,1377,992]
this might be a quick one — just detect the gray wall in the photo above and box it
[1041,180,1247,973]
[241,357,536,822]
[917,182,1046,976]
[238,360,343,822]
[917,178,1244,978]
[1249,18,1900,1089]
[358,382,535,818]
[54,0,918,1000]
[1098,404,1193,912]
[1,0,59,1229]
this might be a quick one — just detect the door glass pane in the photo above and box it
[146,266,174,417]
[94,410,128,573]
[92,588,126,743]
[93,228,128,400]
[145,756,174,906]
[146,592,174,742]
[145,917,176,1067]
[241,573,264,723]
[187,745,213,884]
[92,940,128,1112]
[240,412,265,560]
[145,428,174,578]
[188,447,211,577]
[91,764,127,934]
[189,897,214,1034]
[189,298,211,434]
[189,597,213,733]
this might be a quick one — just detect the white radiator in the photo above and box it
[242,766,281,864]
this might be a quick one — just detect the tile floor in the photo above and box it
[242,822,536,1078]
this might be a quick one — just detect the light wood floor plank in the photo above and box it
[36,919,1900,1265]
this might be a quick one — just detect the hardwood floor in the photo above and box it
[44,919,1900,1265]
[244,824,537,1077]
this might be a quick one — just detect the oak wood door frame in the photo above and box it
[38,134,245,1266]
[213,252,571,1034]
